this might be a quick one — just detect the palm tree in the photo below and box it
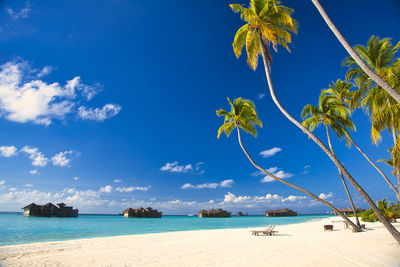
[216,97,360,229]
[310,0,400,104]
[343,36,400,198]
[324,80,400,201]
[229,0,400,242]
[301,92,361,226]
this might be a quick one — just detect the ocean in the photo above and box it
[0,212,332,246]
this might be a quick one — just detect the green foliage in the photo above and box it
[301,90,355,147]
[230,0,297,70]
[343,36,400,144]
[379,148,400,176]
[359,199,400,222]
[216,97,262,138]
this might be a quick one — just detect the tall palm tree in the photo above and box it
[301,92,361,226]
[310,0,400,104]
[216,97,360,229]
[229,0,400,242]
[343,36,400,198]
[324,80,400,201]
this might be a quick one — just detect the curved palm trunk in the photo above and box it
[347,134,400,201]
[387,98,400,201]
[325,126,361,226]
[234,125,360,230]
[390,127,400,201]
[258,42,400,243]
[310,0,400,104]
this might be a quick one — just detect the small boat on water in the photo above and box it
[187,214,195,217]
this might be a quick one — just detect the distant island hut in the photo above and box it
[334,207,365,216]
[22,202,78,217]
[122,207,162,218]
[266,208,297,217]
[198,208,231,218]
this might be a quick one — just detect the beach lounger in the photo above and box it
[250,225,278,236]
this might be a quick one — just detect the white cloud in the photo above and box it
[24,184,33,187]
[115,186,150,192]
[0,180,4,185]
[29,169,38,175]
[252,167,293,183]
[224,192,251,203]
[161,161,193,173]
[0,146,18,157]
[161,161,204,174]
[282,195,307,202]
[257,93,266,100]
[259,147,282,158]
[21,146,48,167]
[220,179,234,188]
[7,2,31,20]
[2,145,78,168]
[319,192,334,200]
[113,179,123,183]
[181,179,234,190]
[222,192,309,209]
[78,104,121,121]
[0,61,119,126]
[195,162,205,175]
[99,185,112,193]
[73,176,79,181]
[37,66,53,78]
[208,200,215,204]
[261,167,294,183]
[301,165,311,175]
[51,151,75,167]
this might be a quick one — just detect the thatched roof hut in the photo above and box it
[266,208,297,217]
[198,208,231,218]
[123,207,162,218]
[21,202,78,217]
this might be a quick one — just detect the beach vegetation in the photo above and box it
[228,0,400,242]
[359,199,400,223]
[343,36,400,200]
[216,97,360,230]
[301,90,361,226]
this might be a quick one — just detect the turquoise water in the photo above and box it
[0,212,332,246]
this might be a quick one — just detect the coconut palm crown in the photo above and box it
[343,36,400,143]
[301,92,355,146]
[230,0,298,70]
[216,97,262,138]
[323,79,358,110]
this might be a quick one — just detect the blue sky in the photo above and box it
[0,0,399,214]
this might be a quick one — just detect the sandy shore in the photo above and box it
[0,217,399,267]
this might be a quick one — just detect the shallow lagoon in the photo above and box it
[0,212,332,246]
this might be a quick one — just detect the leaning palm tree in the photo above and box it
[310,0,400,104]
[229,0,400,242]
[217,97,360,229]
[301,92,361,226]
[344,36,400,197]
[324,80,400,201]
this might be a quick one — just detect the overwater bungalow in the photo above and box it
[122,207,162,218]
[266,208,297,217]
[22,202,78,217]
[335,207,365,216]
[198,208,231,218]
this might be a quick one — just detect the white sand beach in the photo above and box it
[0,217,399,267]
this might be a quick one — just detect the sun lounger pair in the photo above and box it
[250,225,278,236]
